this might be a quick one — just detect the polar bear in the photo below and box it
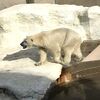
[20,28,83,66]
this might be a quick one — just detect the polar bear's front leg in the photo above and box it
[35,48,47,66]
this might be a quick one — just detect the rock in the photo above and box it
[88,6,100,39]
[0,4,100,100]
[81,40,100,57]
[0,60,62,100]
[0,0,26,10]
[0,4,88,50]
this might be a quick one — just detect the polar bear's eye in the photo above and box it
[31,39,33,42]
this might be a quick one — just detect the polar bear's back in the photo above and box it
[43,28,82,47]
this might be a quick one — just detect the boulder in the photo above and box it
[0,4,100,100]
[0,4,88,50]
[88,6,100,39]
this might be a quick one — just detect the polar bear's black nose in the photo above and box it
[20,41,27,49]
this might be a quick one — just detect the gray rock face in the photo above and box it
[0,0,26,10]
[0,4,100,100]
[0,4,89,49]
[88,6,100,39]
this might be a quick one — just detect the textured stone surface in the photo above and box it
[0,0,26,10]
[0,4,88,50]
[88,6,100,39]
[0,4,100,100]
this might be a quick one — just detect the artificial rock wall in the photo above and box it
[0,4,100,50]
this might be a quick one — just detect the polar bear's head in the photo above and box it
[20,36,36,49]
[20,34,44,49]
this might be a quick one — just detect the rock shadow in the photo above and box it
[0,72,52,100]
[78,10,91,39]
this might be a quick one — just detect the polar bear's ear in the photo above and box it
[31,38,33,42]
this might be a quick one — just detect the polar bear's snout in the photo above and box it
[20,40,28,49]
